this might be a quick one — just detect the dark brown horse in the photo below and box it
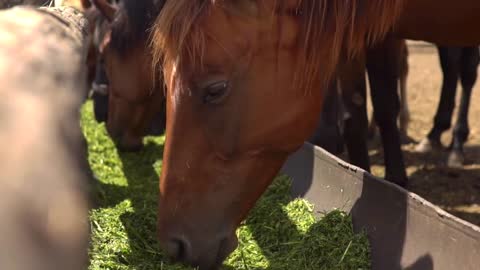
[332,39,410,176]
[415,46,479,167]
[368,43,410,140]
[87,0,166,151]
[359,42,478,186]
[83,0,101,88]
[151,0,480,268]
[310,38,407,165]
[313,43,479,173]
[82,0,117,122]
[83,0,109,97]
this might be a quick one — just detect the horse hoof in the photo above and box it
[447,150,464,168]
[414,137,442,153]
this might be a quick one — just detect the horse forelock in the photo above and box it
[108,0,165,55]
[151,0,403,93]
[151,0,209,84]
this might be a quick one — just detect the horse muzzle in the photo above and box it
[159,227,238,270]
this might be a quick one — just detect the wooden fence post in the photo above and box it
[0,6,91,270]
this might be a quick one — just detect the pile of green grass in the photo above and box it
[81,101,371,270]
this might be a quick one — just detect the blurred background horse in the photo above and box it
[83,0,166,151]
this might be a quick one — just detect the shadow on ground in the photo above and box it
[368,136,480,226]
[92,140,176,268]
[228,177,370,270]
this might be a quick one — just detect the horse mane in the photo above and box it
[109,0,165,54]
[151,0,207,75]
[151,0,403,91]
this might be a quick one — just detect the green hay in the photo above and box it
[81,101,371,270]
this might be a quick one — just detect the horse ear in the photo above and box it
[91,0,117,22]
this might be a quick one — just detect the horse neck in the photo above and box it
[394,0,480,45]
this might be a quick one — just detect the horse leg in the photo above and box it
[416,46,461,153]
[398,42,410,141]
[448,46,479,167]
[368,42,410,143]
[339,55,371,172]
[367,37,408,187]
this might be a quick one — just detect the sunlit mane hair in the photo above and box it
[151,0,403,92]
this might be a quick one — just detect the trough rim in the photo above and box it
[290,142,480,237]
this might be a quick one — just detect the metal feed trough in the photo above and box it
[280,142,480,270]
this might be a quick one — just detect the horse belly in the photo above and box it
[395,0,480,46]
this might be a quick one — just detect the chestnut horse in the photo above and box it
[151,0,480,268]
[87,0,166,151]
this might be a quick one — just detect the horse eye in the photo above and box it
[202,80,229,104]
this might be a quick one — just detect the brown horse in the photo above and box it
[88,0,166,151]
[151,0,480,268]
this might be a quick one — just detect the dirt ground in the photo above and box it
[365,41,480,226]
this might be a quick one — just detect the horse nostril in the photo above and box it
[165,237,191,262]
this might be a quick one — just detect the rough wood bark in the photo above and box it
[0,6,91,270]
[0,1,86,11]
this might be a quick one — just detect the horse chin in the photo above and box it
[107,126,144,152]
[157,217,239,270]
[192,234,239,270]
[146,122,165,136]
[115,141,143,152]
[112,135,143,152]
[216,234,239,266]
[146,110,166,136]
